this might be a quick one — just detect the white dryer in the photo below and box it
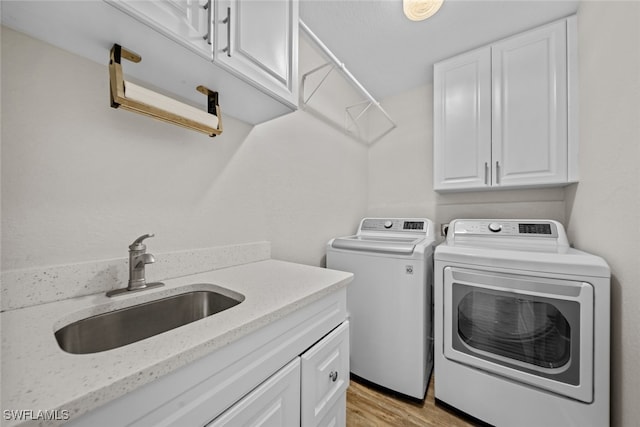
[434,219,610,427]
[326,218,436,399]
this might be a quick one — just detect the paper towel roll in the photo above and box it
[124,81,219,130]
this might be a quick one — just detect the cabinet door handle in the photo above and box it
[202,0,212,45]
[496,161,501,184]
[484,162,489,185]
[222,6,231,57]
[329,371,338,382]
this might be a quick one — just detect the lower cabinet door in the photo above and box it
[316,392,346,427]
[206,358,300,427]
[301,321,350,427]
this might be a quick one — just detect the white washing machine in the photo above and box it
[434,219,610,427]
[326,218,436,399]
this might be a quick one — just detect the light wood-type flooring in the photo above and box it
[346,375,481,427]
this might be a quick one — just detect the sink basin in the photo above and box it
[55,290,243,354]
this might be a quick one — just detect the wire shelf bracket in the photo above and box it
[299,20,396,145]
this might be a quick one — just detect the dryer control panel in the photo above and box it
[452,220,560,238]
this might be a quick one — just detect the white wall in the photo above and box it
[368,83,566,232]
[1,27,368,271]
[237,111,368,266]
[566,2,640,426]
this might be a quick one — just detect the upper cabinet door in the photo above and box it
[107,0,213,58]
[214,0,299,107]
[491,20,568,187]
[433,47,492,191]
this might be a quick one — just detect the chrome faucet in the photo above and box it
[128,233,157,289]
[106,233,164,297]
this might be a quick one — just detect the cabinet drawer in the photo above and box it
[207,358,301,427]
[301,321,350,427]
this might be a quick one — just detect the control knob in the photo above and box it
[488,222,502,233]
[384,220,393,229]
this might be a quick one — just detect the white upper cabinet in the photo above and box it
[109,0,299,108]
[434,16,578,192]
[107,0,214,58]
[214,0,299,107]
[1,1,297,124]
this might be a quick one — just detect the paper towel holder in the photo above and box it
[108,44,223,137]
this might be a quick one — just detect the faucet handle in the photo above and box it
[129,233,155,251]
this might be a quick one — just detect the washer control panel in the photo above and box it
[360,218,428,233]
[453,220,559,238]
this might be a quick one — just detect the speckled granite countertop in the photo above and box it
[1,260,352,426]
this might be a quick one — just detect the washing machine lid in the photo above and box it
[329,218,436,255]
[331,235,423,255]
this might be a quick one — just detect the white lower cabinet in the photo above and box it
[209,320,350,427]
[207,358,301,427]
[64,290,349,427]
[316,393,346,427]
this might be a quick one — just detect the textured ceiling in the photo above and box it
[299,0,579,99]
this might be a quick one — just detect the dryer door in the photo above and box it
[443,267,594,403]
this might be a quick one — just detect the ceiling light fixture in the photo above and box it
[403,0,443,21]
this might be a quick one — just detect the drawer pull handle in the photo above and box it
[329,371,338,382]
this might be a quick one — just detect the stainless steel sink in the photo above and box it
[55,290,243,354]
